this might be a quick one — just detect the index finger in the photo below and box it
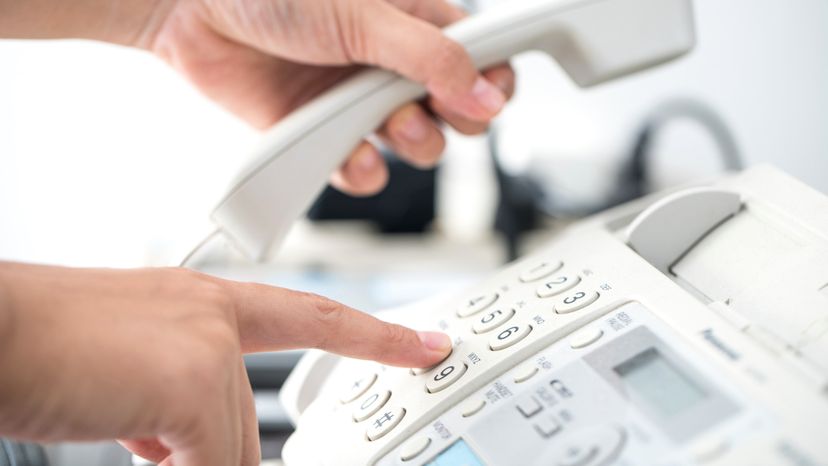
[229,282,452,368]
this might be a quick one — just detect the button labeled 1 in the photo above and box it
[472,308,516,334]
[489,323,532,351]
[425,359,468,393]
[520,260,563,282]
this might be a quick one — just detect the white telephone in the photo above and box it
[279,166,828,466]
[195,0,828,465]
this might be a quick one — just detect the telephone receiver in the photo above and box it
[210,0,696,261]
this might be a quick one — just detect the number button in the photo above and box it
[353,390,391,422]
[555,289,600,314]
[537,274,580,298]
[472,308,516,334]
[519,260,563,282]
[340,373,377,403]
[425,359,468,393]
[366,406,406,441]
[489,323,533,351]
[457,292,499,318]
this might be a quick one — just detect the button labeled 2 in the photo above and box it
[472,308,516,334]
[537,274,580,298]
[425,360,468,393]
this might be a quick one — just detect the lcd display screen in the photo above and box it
[425,439,485,466]
[614,347,707,418]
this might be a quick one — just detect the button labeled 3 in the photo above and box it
[555,290,599,314]
[457,293,499,318]
[425,359,468,393]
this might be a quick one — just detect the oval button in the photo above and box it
[519,260,563,283]
[472,308,516,334]
[366,406,406,441]
[400,435,432,462]
[425,359,468,394]
[457,293,499,318]
[353,390,391,422]
[489,323,533,351]
[555,290,599,314]
[340,373,377,403]
[537,275,580,298]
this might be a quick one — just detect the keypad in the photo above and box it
[555,289,600,314]
[471,307,516,334]
[537,274,581,298]
[366,406,406,441]
[352,256,610,451]
[425,359,468,394]
[489,323,533,351]
[353,390,391,422]
[519,260,563,282]
[457,292,499,318]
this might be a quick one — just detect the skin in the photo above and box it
[0,0,515,464]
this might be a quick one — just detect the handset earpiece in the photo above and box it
[211,0,695,261]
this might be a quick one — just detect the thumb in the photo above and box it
[347,0,506,121]
[232,282,452,368]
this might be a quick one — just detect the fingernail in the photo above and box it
[399,114,428,142]
[470,76,506,114]
[418,331,452,352]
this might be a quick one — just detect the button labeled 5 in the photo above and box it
[472,308,516,334]
[425,359,468,393]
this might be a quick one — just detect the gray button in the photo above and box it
[460,398,487,418]
[569,327,604,349]
[516,397,543,418]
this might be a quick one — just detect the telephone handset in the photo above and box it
[210,0,696,261]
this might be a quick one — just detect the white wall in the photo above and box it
[1,0,826,268]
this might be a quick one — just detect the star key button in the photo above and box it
[340,373,377,404]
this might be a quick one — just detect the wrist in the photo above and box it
[0,0,177,48]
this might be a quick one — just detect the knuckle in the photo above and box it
[431,39,466,77]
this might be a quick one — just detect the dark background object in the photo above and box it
[308,153,437,234]
[1,439,49,466]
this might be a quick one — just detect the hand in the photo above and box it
[0,262,452,466]
[141,0,515,195]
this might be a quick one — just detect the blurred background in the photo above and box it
[0,0,826,464]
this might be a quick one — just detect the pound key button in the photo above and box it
[457,293,499,318]
[366,406,406,441]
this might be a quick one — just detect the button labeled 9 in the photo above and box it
[425,359,468,394]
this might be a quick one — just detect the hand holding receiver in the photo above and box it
[211,0,696,261]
